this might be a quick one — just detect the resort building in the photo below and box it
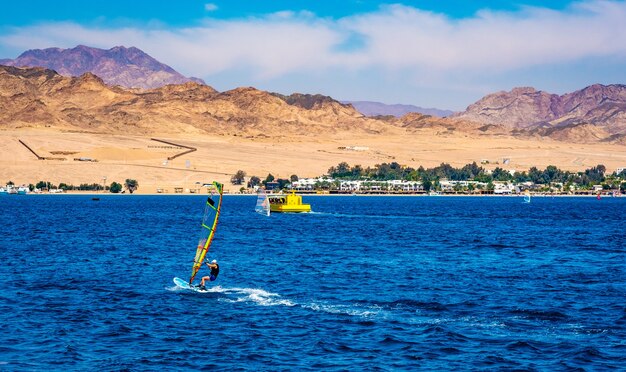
[291,177,329,191]
[493,182,515,194]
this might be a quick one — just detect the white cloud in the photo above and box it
[2,1,626,108]
[204,3,218,12]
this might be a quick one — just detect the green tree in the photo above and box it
[528,167,543,184]
[492,167,512,181]
[247,176,261,188]
[422,179,432,192]
[110,182,123,193]
[513,171,530,183]
[290,174,299,182]
[231,170,246,185]
[276,178,291,190]
[328,162,351,178]
[58,183,73,191]
[351,165,364,179]
[474,173,493,183]
[585,164,606,184]
[125,179,139,194]
[543,165,561,183]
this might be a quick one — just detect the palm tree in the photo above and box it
[125,179,139,194]
[231,170,246,185]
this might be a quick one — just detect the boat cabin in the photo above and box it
[267,191,311,213]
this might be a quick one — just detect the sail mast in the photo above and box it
[189,181,223,284]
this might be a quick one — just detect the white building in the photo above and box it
[493,182,514,194]
[291,177,332,191]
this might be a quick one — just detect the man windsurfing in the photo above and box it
[196,259,219,290]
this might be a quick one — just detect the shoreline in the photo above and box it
[5,191,616,198]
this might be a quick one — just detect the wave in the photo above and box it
[168,284,296,307]
[506,340,542,351]
[168,284,386,317]
[302,302,382,317]
[166,285,578,337]
[509,308,569,322]
[221,286,297,307]
[309,211,419,220]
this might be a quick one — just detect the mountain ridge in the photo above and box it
[0,65,384,137]
[1,50,625,145]
[343,100,453,118]
[453,84,626,135]
[0,45,204,89]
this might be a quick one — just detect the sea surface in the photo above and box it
[1,194,625,370]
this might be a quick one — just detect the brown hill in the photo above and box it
[397,112,511,137]
[453,87,558,128]
[0,65,384,137]
[0,45,204,89]
[529,122,611,144]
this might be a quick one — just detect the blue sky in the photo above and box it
[2,0,626,110]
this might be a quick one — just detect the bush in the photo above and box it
[110,182,123,193]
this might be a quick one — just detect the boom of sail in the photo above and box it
[189,181,224,285]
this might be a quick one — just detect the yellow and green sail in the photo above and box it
[189,181,223,284]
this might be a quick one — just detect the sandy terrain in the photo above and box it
[1,128,625,194]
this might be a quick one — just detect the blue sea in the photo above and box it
[1,195,625,370]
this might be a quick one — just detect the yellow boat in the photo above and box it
[268,190,311,213]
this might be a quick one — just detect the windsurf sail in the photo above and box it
[255,188,270,216]
[523,190,531,203]
[189,181,224,285]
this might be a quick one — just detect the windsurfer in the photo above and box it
[197,259,219,289]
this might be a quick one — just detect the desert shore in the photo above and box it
[2,128,625,195]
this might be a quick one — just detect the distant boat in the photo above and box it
[255,188,270,216]
[268,190,311,213]
[428,191,441,196]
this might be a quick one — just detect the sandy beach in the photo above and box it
[2,128,625,194]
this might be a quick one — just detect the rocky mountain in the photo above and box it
[343,100,453,118]
[0,45,204,89]
[2,63,624,144]
[453,85,626,139]
[0,65,384,136]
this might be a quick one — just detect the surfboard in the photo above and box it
[173,277,207,292]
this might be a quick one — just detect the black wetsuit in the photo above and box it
[210,263,219,280]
